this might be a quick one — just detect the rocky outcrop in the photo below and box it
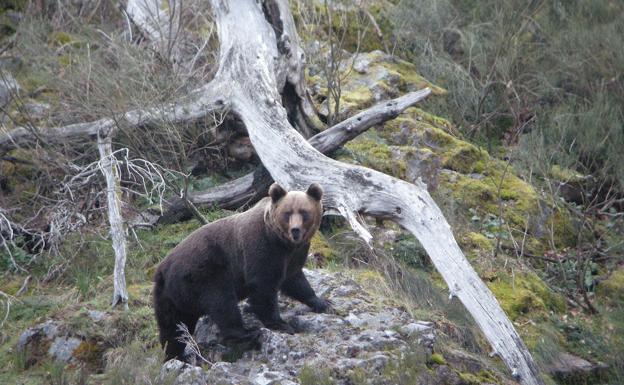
[14,269,517,384]
[547,353,608,385]
[161,269,509,385]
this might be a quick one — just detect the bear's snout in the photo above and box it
[291,227,301,241]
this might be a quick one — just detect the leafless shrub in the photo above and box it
[176,322,211,365]
[0,2,223,272]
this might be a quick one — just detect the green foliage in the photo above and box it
[299,365,335,385]
[488,271,565,321]
[429,353,447,365]
[387,0,624,193]
[520,94,624,192]
[43,360,70,385]
[469,210,508,241]
[388,233,429,269]
[381,344,429,385]
[0,238,31,272]
[100,342,175,385]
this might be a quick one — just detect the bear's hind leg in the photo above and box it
[200,276,260,350]
[155,295,198,362]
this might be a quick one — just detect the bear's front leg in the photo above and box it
[281,270,332,313]
[247,281,295,334]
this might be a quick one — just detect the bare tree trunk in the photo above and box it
[97,134,128,310]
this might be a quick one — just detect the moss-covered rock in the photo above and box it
[596,266,624,304]
[488,271,566,321]
[311,50,445,120]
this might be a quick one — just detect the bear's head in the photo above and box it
[266,182,323,245]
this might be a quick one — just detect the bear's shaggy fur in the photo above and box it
[153,183,330,361]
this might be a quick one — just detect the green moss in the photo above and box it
[597,267,624,304]
[48,31,82,47]
[339,86,374,108]
[312,51,445,119]
[488,271,565,321]
[442,142,486,174]
[309,232,338,266]
[429,353,447,365]
[546,208,577,248]
[458,372,481,384]
[550,165,585,182]
[462,232,494,250]
[73,341,104,369]
[355,269,387,288]
[378,57,446,96]
[344,134,406,178]
[405,107,456,134]
[457,370,500,385]
[299,365,335,385]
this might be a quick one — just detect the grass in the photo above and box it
[299,366,335,385]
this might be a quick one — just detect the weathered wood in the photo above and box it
[157,89,432,224]
[204,1,544,384]
[0,85,225,154]
[125,0,182,66]
[309,89,431,153]
[97,134,128,309]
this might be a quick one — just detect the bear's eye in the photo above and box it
[300,210,310,222]
[283,211,292,221]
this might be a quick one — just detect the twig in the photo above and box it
[176,322,211,365]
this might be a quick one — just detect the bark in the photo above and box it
[200,1,544,384]
[97,134,128,309]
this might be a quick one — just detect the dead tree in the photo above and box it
[97,134,129,309]
[0,1,545,384]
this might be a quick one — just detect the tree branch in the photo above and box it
[0,84,226,154]
[156,89,431,224]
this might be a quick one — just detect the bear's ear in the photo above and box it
[269,183,287,203]
[306,183,323,202]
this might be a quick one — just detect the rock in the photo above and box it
[0,71,20,107]
[23,101,50,120]
[48,336,82,363]
[468,173,485,180]
[314,50,442,119]
[161,359,209,385]
[399,321,434,337]
[205,362,252,385]
[17,320,84,366]
[434,365,462,385]
[444,349,492,374]
[548,353,608,384]
[176,270,450,385]
[251,364,298,385]
[405,149,441,189]
[87,310,107,322]
[17,320,60,350]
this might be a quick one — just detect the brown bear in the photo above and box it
[153,183,330,361]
